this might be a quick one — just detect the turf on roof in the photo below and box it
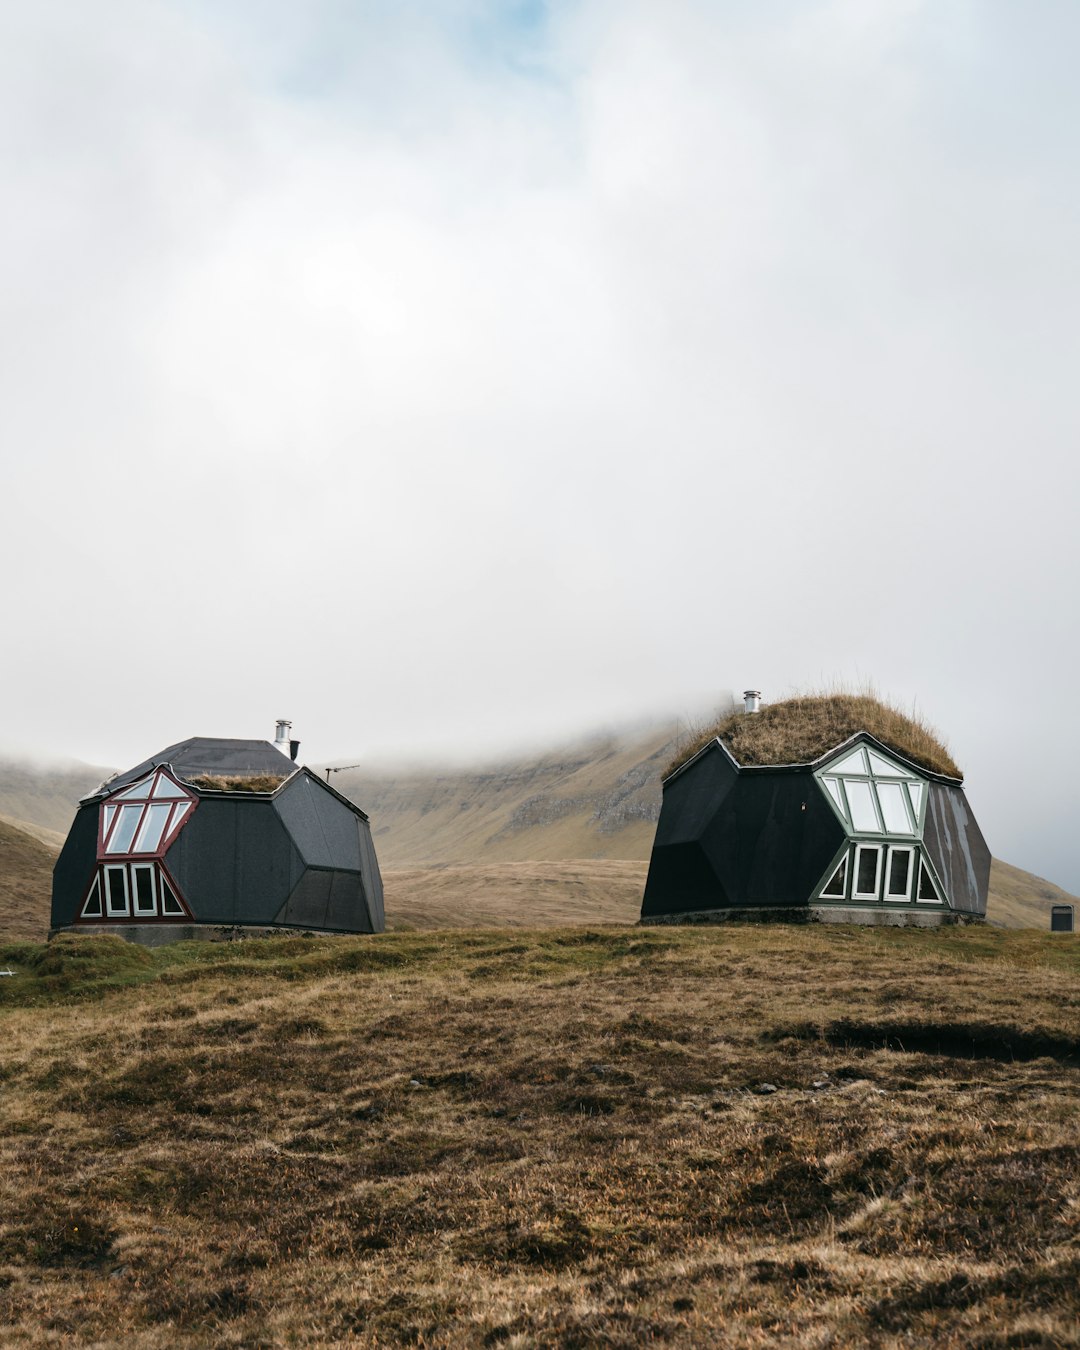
[187,774,288,793]
[667,694,961,780]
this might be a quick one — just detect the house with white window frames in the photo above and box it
[641,696,989,926]
[814,742,948,908]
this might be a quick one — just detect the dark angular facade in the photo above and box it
[642,733,990,925]
[52,737,384,942]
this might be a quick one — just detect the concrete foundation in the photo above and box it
[50,923,324,948]
[640,906,981,928]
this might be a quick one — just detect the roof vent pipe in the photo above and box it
[743,690,762,715]
[274,719,292,755]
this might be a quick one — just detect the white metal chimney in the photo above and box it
[743,690,762,714]
[274,719,292,755]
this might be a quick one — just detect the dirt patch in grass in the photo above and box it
[776,1017,1080,1065]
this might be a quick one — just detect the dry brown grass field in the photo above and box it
[1,925,1078,1347]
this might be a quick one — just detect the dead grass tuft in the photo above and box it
[667,691,961,778]
[187,774,288,793]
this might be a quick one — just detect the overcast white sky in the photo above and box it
[2,0,1078,889]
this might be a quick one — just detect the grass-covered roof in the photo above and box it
[668,693,961,780]
[187,774,288,793]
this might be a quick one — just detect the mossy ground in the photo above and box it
[1,925,1078,1346]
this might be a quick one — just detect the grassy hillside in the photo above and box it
[0,926,1077,1346]
[0,820,56,943]
[0,757,109,835]
[984,859,1077,930]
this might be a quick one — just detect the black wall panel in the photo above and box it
[651,746,738,846]
[642,841,729,916]
[50,804,100,928]
[703,774,844,907]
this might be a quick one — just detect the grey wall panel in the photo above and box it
[923,785,990,916]
[357,819,385,931]
[165,799,298,924]
[324,868,374,933]
[51,804,100,927]
[282,870,333,929]
[274,774,362,869]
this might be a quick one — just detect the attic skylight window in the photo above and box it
[816,746,925,838]
[99,771,194,857]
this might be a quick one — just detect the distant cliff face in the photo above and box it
[331,725,679,868]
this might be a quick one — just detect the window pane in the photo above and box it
[887,850,912,898]
[105,805,142,854]
[115,777,153,801]
[846,780,881,832]
[133,866,156,915]
[821,857,847,898]
[868,750,911,778]
[152,774,186,800]
[160,878,185,916]
[878,782,913,834]
[82,877,103,918]
[830,748,867,776]
[821,778,847,819]
[166,801,191,840]
[102,805,117,839]
[133,803,171,854]
[918,862,939,901]
[105,866,129,915]
[855,847,880,897]
[908,782,924,820]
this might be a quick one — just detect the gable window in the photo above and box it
[99,771,194,857]
[77,768,197,924]
[816,745,925,839]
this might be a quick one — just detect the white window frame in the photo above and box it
[884,846,915,902]
[916,859,942,903]
[104,865,130,916]
[81,876,103,919]
[845,779,884,834]
[852,844,883,900]
[131,863,158,916]
[160,875,186,917]
[820,853,849,899]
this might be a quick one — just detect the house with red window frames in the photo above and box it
[51,723,383,943]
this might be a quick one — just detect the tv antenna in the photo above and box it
[324,764,364,783]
